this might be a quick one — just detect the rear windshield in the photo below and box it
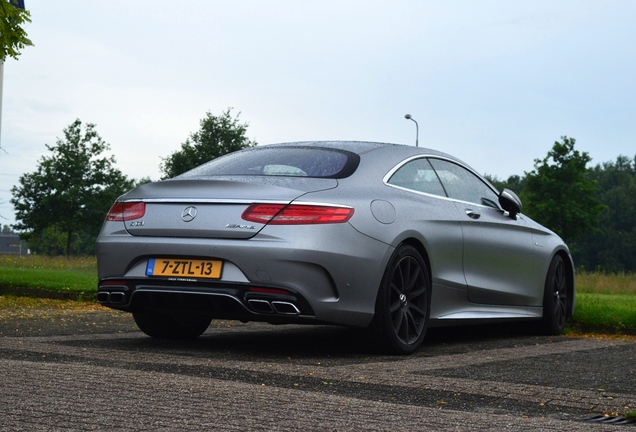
[179,146,360,179]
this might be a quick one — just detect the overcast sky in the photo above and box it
[1,0,635,227]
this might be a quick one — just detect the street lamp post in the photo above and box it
[404,114,419,147]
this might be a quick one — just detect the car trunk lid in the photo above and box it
[120,177,338,239]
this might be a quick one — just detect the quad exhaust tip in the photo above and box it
[98,289,301,315]
[97,291,127,305]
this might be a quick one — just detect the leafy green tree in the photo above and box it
[523,136,606,245]
[575,155,636,272]
[11,119,134,256]
[28,226,67,256]
[0,0,32,61]
[160,108,256,179]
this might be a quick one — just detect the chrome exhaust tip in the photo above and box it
[271,301,300,315]
[247,299,274,313]
[109,292,126,304]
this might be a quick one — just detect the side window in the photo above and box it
[387,158,446,197]
[428,159,500,208]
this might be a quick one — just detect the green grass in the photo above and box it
[572,293,636,329]
[571,271,636,333]
[0,267,96,292]
[0,255,97,295]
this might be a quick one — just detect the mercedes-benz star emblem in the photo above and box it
[181,206,198,222]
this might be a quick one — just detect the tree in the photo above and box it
[522,136,606,245]
[575,155,636,272]
[0,0,32,61]
[11,119,134,256]
[160,108,256,179]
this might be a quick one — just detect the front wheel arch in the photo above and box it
[550,250,575,318]
[560,251,576,318]
[538,252,573,335]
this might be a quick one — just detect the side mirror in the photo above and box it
[499,188,522,218]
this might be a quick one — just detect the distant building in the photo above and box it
[0,233,29,254]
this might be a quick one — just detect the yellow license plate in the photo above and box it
[146,258,223,279]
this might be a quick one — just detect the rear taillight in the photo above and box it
[242,204,354,225]
[106,202,146,221]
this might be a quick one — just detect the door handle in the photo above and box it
[465,209,481,219]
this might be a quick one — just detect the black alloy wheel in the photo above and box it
[133,310,212,339]
[538,254,568,335]
[372,245,430,354]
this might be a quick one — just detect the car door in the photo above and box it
[428,158,543,306]
[384,157,467,292]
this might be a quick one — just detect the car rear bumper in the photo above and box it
[97,278,320,324]
[96,223,394,327]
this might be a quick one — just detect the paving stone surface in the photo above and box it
[0,307,634,431]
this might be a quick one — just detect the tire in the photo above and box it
[538,255,568,335]
[371,245,430,354]
[133,310,212,339]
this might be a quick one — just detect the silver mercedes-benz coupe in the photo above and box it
[96,141,575,354]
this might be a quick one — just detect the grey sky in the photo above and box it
[1,0,635,226]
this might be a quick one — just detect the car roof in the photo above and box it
[262,141,467,165]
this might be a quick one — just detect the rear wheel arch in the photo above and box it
[373,237,433,306]
[397,238,433,286]
[375,237,433,301]
[392,237,434,306]
[370,240,432,354]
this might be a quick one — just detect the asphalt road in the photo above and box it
[0,305,635,431]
